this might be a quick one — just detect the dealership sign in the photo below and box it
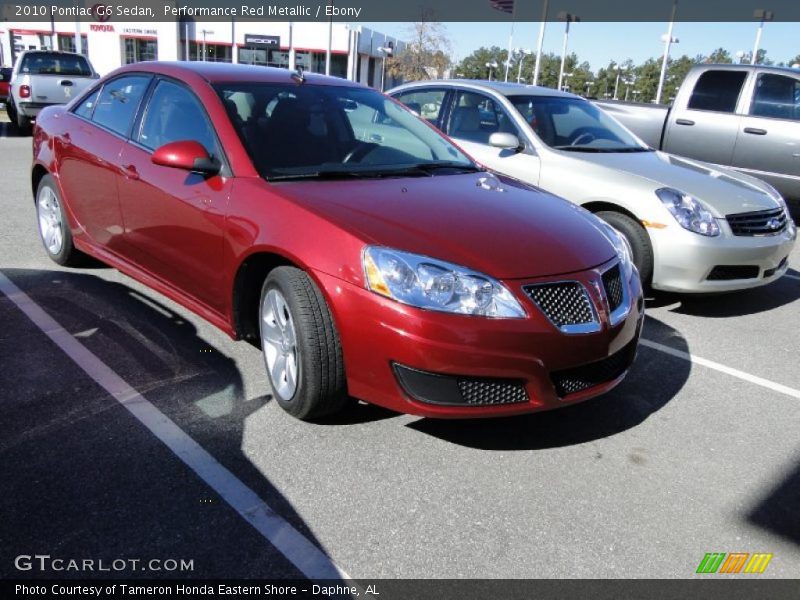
[244,34,280,48]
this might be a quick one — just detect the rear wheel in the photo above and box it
[10,102,31,134]
[259,267,348,420]
[596,211,654,286]
[36,175,84,266]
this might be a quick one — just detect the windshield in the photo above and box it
[20,53,92,76]
[508,96,650,153]
[216,83,476,180]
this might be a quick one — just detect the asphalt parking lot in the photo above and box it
[1,112,799,580]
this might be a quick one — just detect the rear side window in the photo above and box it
[74,89,99,119]
[20,53,92,76]
[751,73,800,121]
[447,91,519,144]
[91,75,150,137]
[687,70,747,113]
[137,80,218,154]
[394,89,447,124]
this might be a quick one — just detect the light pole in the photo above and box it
[200,29,214,61]
[378,45,393,91]
[735,50,746,64]
[751,9,774,65]
[612,64,622,100]
[486,60,498,81]
[532,0,549,86]
[516,48,532,83]
[557,12,580,92]
[655,0,679,105]
[561,72,573,92]
[584,80,594,97]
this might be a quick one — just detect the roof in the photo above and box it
[391,78,580,99]
[693,63,800,76]
[114,61,362,87]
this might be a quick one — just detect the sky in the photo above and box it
[360,21,800,70]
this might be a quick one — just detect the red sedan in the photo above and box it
[31,62,644,420]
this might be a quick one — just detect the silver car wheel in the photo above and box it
[260,288,299,401]
[37,185,64,256]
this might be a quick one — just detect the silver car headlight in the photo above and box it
[363,246,526,318]
[656,188,720,237]
[597,221,635,281]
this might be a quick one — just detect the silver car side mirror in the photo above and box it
[489,132,522,152]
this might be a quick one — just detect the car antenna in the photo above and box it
[291,67,305,84]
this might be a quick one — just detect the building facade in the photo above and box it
[0,18,404,89]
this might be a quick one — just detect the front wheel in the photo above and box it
[596,211,654,286]
[259,267,348,420]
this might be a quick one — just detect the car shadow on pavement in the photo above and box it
[406,316,689,451]
[0,268,334,578]
[0,112,26,138]
[646,273,800,317]
[747,459,800,547]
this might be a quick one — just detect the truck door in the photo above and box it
[663,69,748,165]
[731,71,800,200]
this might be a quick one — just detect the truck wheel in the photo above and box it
[10,102,31,134]
[259,267,348,420]
[36,175,84,266]
[596,211,654,286]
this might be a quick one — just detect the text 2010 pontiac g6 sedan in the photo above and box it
[31,62,644,420]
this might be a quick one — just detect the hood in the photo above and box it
[565,150,781,217]
[270,173,616,280]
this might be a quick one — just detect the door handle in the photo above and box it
[58,79,74,87]
[675,119,695,126]
[743,127,767,135]
[120,164,139,180]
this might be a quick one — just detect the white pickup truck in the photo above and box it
[596,64,800,211]
[7,50,98,133]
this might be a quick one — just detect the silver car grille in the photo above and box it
[726,207,787,236]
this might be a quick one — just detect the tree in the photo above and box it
[705,48,733,64]
[788,54,800,67]
[455,46,508,80]
[386,13,452,82]
[663,55,697,103]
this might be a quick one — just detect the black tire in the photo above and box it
[10,102,31,134]
[259,266,348,420]
[596,210,654,285]
[36,174,85,266]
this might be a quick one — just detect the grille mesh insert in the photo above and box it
[457,379,528,405]
[550,338,638,397]
[602,264,624,312]
[523,282,594,327]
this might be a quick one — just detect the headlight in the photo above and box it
[596,221,635,281]
[656,188,720,237]
[362,246,526,318]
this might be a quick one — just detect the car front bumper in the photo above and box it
[650,219,796,293]
[315,260,645,418]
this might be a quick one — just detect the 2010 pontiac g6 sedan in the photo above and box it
[31,62,644,420]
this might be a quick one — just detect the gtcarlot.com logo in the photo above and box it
[14,554,194,573]
[696,552,773,574]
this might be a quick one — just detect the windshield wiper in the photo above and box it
[267,162,482,182]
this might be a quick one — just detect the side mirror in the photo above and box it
[489,132,523,152]
[151,140,220,175]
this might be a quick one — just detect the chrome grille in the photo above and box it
[457,379,528,405]
[602,264,624,312]
[523,282,595,329]
[726,207,787,236]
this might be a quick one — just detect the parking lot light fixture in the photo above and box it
[486,60,499,81]
[612,64,622,100]
[516,48,532,83]
[378,45,393,92]
[557,11,580,92]
[751,9,774,65]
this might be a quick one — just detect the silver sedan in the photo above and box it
[389,80,796,293]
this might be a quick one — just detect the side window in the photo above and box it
[91,76,150,136]
[394,89,447,124]
[751,73,800,121]
[73,89,99,119]
[687,70,747,113]
[137,80,218,154]
[447,91,519,144]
